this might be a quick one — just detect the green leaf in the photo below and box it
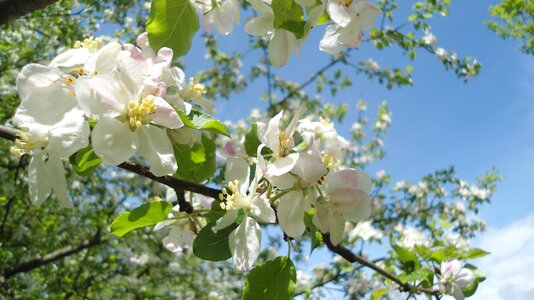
[271,0,306,39]
[244,123,262,157]
[69,145,102,176]
[461,265,486,297]
[193,221,238,261]
[173,135,216,183]
[243,256,297,300]
[398,267,433,284]
[303,209,322,253]
[393,245,420,272]
[462,248,490,260]
[177,109,230,137]
[146,0,199,58]
[371,288,389,300]
[110,201,172,237]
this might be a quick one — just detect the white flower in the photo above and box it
[438,260,475,300]
[198,0,240,35]
[422,31,437,46]
[320,1,381,55]
[244,0,300,66]
[398,227,430,249]
[214,157,276,271]
[313,169,372,245]
[364,58,380,71]
[75,42,183,175]
[348,220,383,241]
[435,47,448,60]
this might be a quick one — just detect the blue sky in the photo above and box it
[176,0,534,298]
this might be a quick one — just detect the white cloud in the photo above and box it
[471,213,534,300]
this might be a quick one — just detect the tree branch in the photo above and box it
[2,229,102,278]
[0,0,59,25]
[0,124,221,213]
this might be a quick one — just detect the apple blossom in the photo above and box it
[214,157,276,271]
[438,260,475,300]
[194,0,240,35]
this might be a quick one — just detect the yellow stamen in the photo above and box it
[128,96,157,129]
[74,36,103,53]
[181,78,206,100]
[10,130,48,157]
[278,131,291,157]
[321,151,339,169]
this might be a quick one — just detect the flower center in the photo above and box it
[219,180,251,211]
[321,151,339,169]
[127,96,157,129]
[10,129,49,157]
[74,36,103,53]
[278,131,291,157]
[181,78,206,101]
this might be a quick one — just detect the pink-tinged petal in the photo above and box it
[213,209,239,231]
[229,216,261,272]
[340,191,372,222]
[338,26,363,47]
[136,125,177,176]
[277,191,307,238]
[291,152,327,184]
[456,268,475,288]
[151,97,183,129]
[92,117,137,166]
[326,169,372,194]
[312,202,330,233]
[266,153,300,177]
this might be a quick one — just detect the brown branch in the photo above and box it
[322,233,439,296]
[0,0,59,25]
[3,229,102,278]
[0,124,221,213]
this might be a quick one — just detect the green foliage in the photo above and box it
[193,221,238,261]
[244,123,262,157]
[486,0,534,55]
[271,0,306,38]
[392,244,420,273]
[178,109,230,137]
[69,145,102,176]
[146,0,199,57]
[461,264,487,297]
[173,135,216,183]
[110,201,172,237]
[243,256,297,300]
[303,209,323,254]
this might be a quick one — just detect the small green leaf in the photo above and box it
[69,145,102,176]
[462,248,490,260]
[371,288,389,300]
[304,209,322,253]
[271,0,306,39]
[243,256,297,300]
[398,267,433,284]
[146,0,199,57]
[177,109,230,137]
[110,201,172,237]
[244,123,262,157]
[393,244,420,272]
[193,221,238,261]
[173,135,216,183]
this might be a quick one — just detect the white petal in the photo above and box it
[213,209,239,231]
[263,110,283,153]
[49,48,90,68]
[151,97,183,129]
[75,75,130,118]
[456,268,475,288]
[277,191,307,237]
[92,117,137,166]
[327,0,352,27]
[251,195,276,223]
[268,29,297,67]
[245,15,273,36]
[328,214,346,245]
[291,152,327,184]
[28,152,72,207]
[340,191,372,222]
[154,219,177,231]
[265,153,299,177]
[319,24,344,55]
[229,216,261,272]
[312,202,330,233]
[225,157,250,194]
[46,109,90,158]
[353,2,382,30]
[326,169,372,194]
[268,172,297,190]
[136,125,177,176]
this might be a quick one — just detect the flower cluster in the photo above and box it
[10,34,208,206]
[217,108,372,271]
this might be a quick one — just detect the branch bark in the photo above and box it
[0,0,59,25]
[3,229,102,278]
